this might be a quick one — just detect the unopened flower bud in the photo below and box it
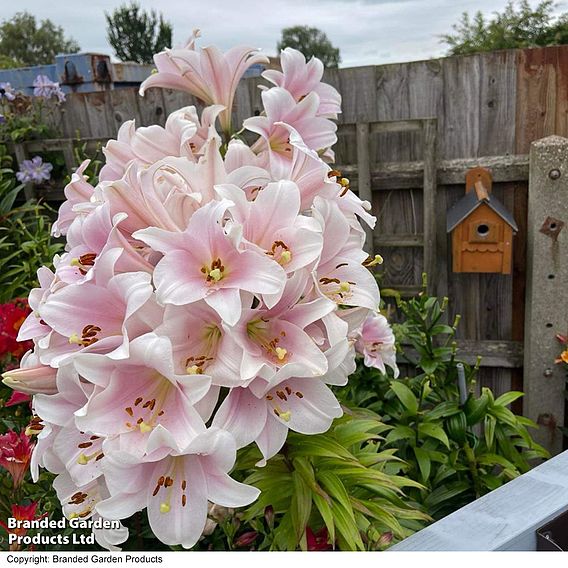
[235,531,258,547]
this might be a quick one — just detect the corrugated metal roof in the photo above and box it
[446,191,518,233]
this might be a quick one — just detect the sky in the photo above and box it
[4,0,567,67]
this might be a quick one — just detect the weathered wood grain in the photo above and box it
[60,94,92,138]
[356,122,374,255]
[82,91,114,138]
[442,54,481,159]
[515,47,568,154]
[478,50,517,156]
[422,118,438,295]
[137,88,166,127]
[109,88,141,132]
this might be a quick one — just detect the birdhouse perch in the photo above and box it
[446,167,518,274]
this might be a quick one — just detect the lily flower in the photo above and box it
[355,311,399,377]
[263,47,341,118]
[97,428,259,549]
[134,200,286,325]
[244,88,337,167]
[139,31,268,134]
[0,430,34,487]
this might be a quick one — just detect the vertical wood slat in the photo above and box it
[524,135,568,455]
[356,122,373,256]
[12,144,34,200]
[422,118,438,295]
[478,51,517,156]
[442,54,481,159]
[61,141,76,174]
[515,47,568,154]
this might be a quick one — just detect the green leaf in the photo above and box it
[421,358,438,374]
[424,480,470,509]
[489,405,517,427]
[483,414,497,450]
[290,471,312,546]
[385,425,415,444]
[330,501,365,551]
[312,492,335,545]
[418,422,450,448]
[413,446,431,482]
[430,324,456,335]
[476,453,516,470]
[389,381,419,414]
[494,391,524,408]
[289,435,354,460]
[425,401,460,420]
[317,471,354,517]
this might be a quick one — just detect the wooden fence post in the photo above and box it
[356,122,374,255]
[422,118,439,297]
[524,135,568,455]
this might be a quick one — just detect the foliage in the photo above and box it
[278,26,341,68]
[0,147,62,303]
[215,409,429,551]
[0,12,80,68]
[337,286,549,520]
[105,2,173,64]
[0,90,63,144]
[442,0,568,56]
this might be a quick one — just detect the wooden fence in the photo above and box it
[13,45,568,452]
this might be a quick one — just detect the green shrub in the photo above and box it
[338,286,549,520]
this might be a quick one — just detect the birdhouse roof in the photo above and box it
[446,191,518,233]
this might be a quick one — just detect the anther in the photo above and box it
[275,347,287,361]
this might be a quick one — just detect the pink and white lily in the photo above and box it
[74,334,210,460]
[97,428,260,549]
[263,48,342,118]
[244,88,337,167]
[134,200,286,325]
[355,311,399,377]
[140,31,268,134]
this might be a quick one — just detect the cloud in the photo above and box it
[2,0,557,67]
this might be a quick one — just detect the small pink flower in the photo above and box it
[355,312,399,378]
[0,430,34,488]
[244,88,337,167]
[263,48,341,118]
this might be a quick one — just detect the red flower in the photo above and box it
[5,391,31,407]
[0,299,32,359]
[0,502,46,550]
[0,430,34,487]
[306,527,332,551]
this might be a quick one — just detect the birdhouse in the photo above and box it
[446,167,518,274]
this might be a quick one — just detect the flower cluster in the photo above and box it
[16,156,53,184]
[32,75,66,103]
[4,33,390,549]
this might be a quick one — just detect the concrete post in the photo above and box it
[524,135,568,455]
